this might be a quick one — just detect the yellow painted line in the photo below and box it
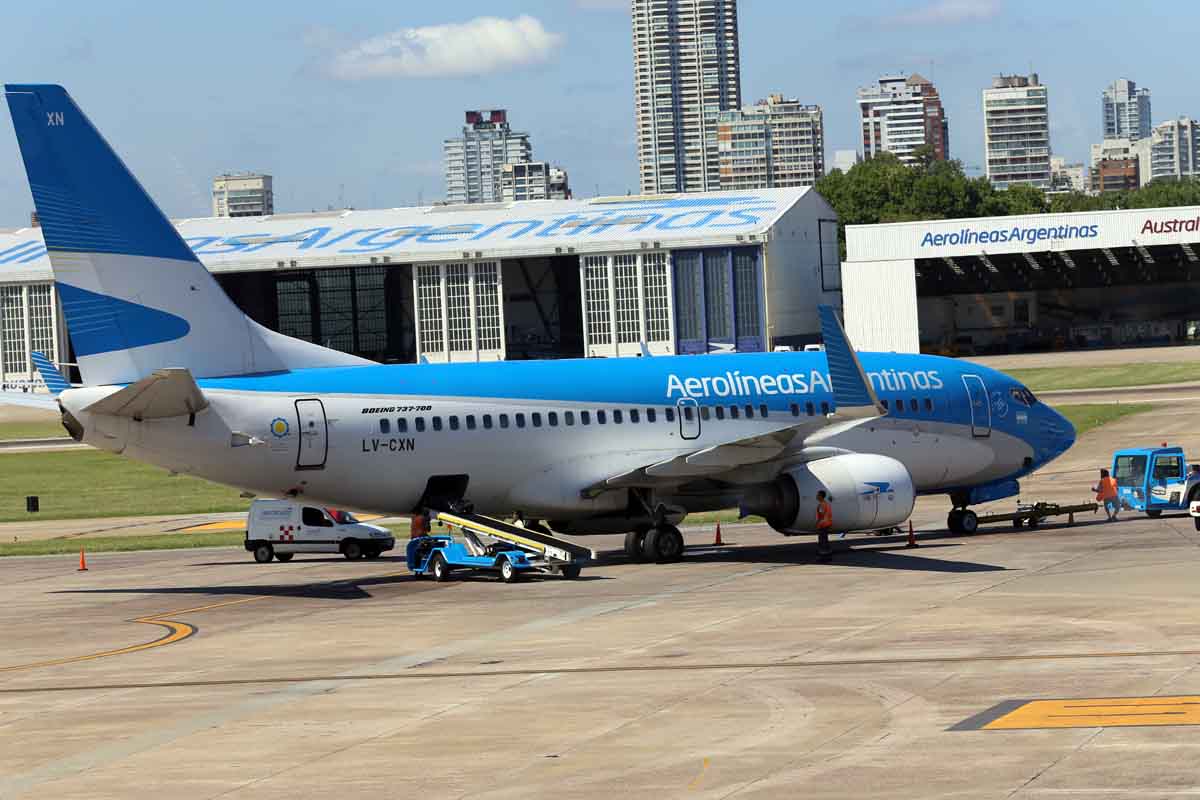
[688,758,711,790]
[0,596,263,673]
[985,696,1200,729]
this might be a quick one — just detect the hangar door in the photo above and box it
[673,247,764,354]
[581,251,673,357]
[414,261,505,363]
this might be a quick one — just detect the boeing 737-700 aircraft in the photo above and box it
[1,85,1075,562]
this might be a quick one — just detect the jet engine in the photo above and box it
[742,454,915,534]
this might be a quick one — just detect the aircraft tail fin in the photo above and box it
[817,304,883,418]
[30,351,70,396]
[4,84,371,386]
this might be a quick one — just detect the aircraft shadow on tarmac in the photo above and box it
[662,538,1009,573]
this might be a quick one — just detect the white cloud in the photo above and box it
[884,0,1002,26]
[327,15,564,80]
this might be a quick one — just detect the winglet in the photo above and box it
[30,352,70,396]
[817,305,883,418]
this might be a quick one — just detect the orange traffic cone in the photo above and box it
[905,520,919,549]
[713,523,724,546]
[77,548,88,571]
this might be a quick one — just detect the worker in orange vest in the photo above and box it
[816,490,834,562]
[409,510,430,538]
[1094,468,1120,522]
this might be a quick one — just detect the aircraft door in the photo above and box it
[677,398,701,440]
[962,375,991,437]
[295,399,328,469]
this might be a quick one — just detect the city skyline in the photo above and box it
[1,0,1199,224]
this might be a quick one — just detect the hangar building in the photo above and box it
[0,188,840,385]
[843,205,1200,355]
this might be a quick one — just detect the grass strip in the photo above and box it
[1009,363,1200,392]
[0,531,244,557]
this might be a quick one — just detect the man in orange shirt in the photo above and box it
[816,490,834,562]
[1095,468,1119,521]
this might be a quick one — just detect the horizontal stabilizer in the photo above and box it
[84,368,208,419]
[817,304,883,418]
[31,352,71,396]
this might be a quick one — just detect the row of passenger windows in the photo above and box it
[376,397,940,435]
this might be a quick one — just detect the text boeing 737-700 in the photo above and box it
[0,85,1075,562]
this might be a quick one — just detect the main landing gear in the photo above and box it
[624,524,684,563]
[947,508,979,534]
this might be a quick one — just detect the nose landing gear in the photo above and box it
[947,508,979,534]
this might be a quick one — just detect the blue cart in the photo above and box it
[1112,446,1200,517]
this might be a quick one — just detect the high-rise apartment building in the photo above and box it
[444,110,533,204]
[500,162,572,201]
[717,94,824,189]
[856,74,949,164]
[1102,78,1151,141]
[983,73,1051,190]
[632,0,742,194]
[1048,156,1088,194]
[212,173,273,217]
[1136,117,1200,185]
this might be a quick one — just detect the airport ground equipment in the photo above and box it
[407,535,540,582]
[244,499,394,563]
[426,511,593,579]
[1112,446,1200,517]
[975,501,1099,529]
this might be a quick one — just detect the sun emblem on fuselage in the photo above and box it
[270,417,290,438]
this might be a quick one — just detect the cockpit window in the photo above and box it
[1010,386,1038,407]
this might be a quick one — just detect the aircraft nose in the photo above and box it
[1037,404,1075,463]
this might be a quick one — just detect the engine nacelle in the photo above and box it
[743,454,915,534]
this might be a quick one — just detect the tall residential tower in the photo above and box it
[983,73,1051,190]
[1102,78,1151,141]
[856,74,949,164]
[632,0,742,194]
[717,94,824,189]
[444,110,533,204]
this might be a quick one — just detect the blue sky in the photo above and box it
[1,0,1197,226]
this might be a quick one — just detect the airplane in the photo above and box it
[1,84,1075,563]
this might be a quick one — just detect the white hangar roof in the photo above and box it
[0,187,822,283]
[846,204,1200,262]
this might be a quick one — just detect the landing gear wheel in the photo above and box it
[342,540,363,560]
[432,553,451,582]
[253,543,274,563]
[959,509,979,534]
[499,558,518,583]
[643,525,684,563]
[274,552,294,562]
[624,529,648,562]
[560,564,581,579]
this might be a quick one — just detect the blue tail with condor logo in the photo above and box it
[30,351,70,395]
[4,84,370,387]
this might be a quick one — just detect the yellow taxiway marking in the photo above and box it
[0,596,263,673]
[985,696,1200,729]
[179,514,386,533]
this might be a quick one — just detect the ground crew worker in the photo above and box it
[1094,468,1119,522]
[816,490,834,562]
[409,510,430,538]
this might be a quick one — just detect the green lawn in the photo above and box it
[1051,403,1152,437]
[1009,363,1200,392]
[0,419,69,441]
[0,449,250,523]
[0,531,245,557]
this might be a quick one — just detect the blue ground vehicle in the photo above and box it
[1112,446,1200,516]
[407,534,540,582]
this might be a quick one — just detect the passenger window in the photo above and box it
[449,416,460,431]
[924,398,933,412]
[646,408,656,423]
[909,399,919,412]
[531,412,542,428]
[516,413,526,428]
[581,410,591,425]
[805,402,814,416]
[499,414,509,429]
[630,409,640,423]
[614,409,624,424]
[415,418,426,432]
[759,404,769,418]
[565,411,575,426]
[665,408,676,422]
[432,417,443,431]
[715,405,726,420]
[466,415,477,430]
[683,406,695,421]
[699,406,710,421]
[379,419,390,434]
[895,397,903,412]
[483,414,493,429]
[821,401,830,415]
[302,507,331,527]
[744,405,754,419]
[597,410,607,424]
[729,405,740,419]
[398,418,408,433]
[790,403,799,417]
[548,411,558,426]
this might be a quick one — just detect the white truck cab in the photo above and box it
[244,499,395,563]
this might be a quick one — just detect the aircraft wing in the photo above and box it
[83,368,209,419]
[590,305,883,490]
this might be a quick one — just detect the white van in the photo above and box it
[244,499,395,563]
